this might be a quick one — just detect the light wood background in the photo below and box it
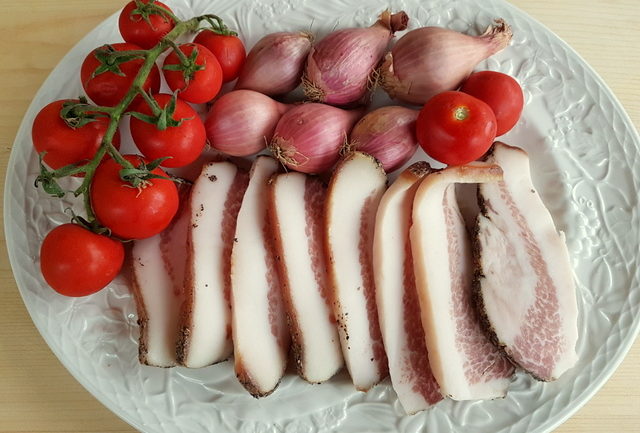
[1,1,638,432]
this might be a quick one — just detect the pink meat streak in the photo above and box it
[359,194,389,378]
[264,201,290,351]
[401,236,443,405]
[304,178,333,319]
[221,171,249,339]
[498,181,563,380]
[160,187,190,297]
[443,189,514,384]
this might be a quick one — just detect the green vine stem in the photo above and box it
[202,14,237,36]
[165,39,191,65]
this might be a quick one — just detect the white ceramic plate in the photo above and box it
[5,0,640,432]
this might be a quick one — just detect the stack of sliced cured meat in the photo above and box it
[129,143,578,412]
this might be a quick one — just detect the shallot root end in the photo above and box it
[377,10,409,33]
[482,18,513,52]
[302,75,326,102]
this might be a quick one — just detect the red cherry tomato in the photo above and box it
[90,154,179,239]
[162,43,223,104]
[118,0,175,49]
[32,99,120,170]
[40,223,124,297]
[460,71,524,136]
[416,91,497,166]
[80,42,161,107]
[130,93,206,167]
[193,31,246,83]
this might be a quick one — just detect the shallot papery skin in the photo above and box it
[304,10,408,106]
[269,103,363,174]
[348,106,419,173]
[235,32,313,96]
[381,19,513,105]
[205,90,291,157]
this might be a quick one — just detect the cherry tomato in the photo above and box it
[193,31,246,83]
[90,154,179,239]
[130,93,206,167]
[81,42,161,107]
[40,223,124,297]
[118,0,175,49]
[162,43,223,104]
[460,71,524,136]
[416,91,497,166]
[32,99,121,170]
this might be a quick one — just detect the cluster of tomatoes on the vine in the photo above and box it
[33,0,246,297]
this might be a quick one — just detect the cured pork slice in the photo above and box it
[325,151,388,391]
[231,156,290,397]
[177,162,248,368]
[268,173,343,383]
[474,142,578,381]
[373,162,442,413]
[410,163,514,401]
[131,187,190,367]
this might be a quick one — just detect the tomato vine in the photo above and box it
[35,5,233,232]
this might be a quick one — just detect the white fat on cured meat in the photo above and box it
[410,163,515,401]
[268,173,343,383]
[131,187,190,367]
[177,162,248,368]
[325,151,388,391]
[231,156,290,397]
[475,142,578,381]
[373,162,443,413]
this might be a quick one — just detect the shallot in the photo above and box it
[269,103,362,174]
[347,106,418,172]
[381,19,513,105]
[304,10,408,106]
[235,32,313,96]
[205,90,291,157]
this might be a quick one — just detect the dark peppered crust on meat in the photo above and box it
[175,215,195,366]
[235,354,283,398]
[127,250,150,366]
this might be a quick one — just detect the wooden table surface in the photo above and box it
[1,1,638,432]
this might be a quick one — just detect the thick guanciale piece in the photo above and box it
[474,142,578,381]
[373,162,442,414]
[268,172,343,383]
[411,163,514,401]
[231,156,290,397]
[131,186,190,367]
[325,151,388,391]
[176,162,248,368]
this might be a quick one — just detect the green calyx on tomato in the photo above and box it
[162,42,206,83]
[130,0,175,26]
[90,154,179,240]
[200,14,237,37]
[162,43,223,104]
[90,44,147,78]
[117,156,174,189]
[129,91,192,131]
[129,93,206,168]
[59,96,107,129]
[119,0,176,50]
